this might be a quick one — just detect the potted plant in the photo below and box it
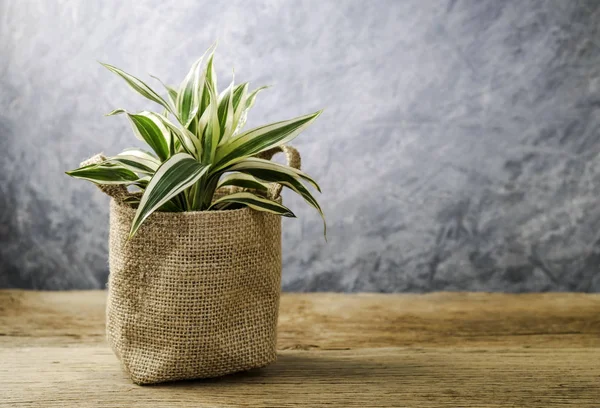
[66,44,325,385]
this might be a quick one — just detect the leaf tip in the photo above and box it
[98,61,112,69]
[105,108,126,117]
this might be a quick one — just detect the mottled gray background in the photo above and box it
[2,0,600,292]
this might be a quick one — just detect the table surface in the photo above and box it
[0,290,599,407]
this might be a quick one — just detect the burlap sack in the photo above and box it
[84,146,300,385]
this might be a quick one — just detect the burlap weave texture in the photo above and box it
[106,200,282,385]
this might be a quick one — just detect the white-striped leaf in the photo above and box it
[217,75,235,142]
[199,81,220,164]
[105,108,126,117]
[232,83,248,111]
[233,85,268,135]
[227,158,326,236]
[122,195,184,212]
[151,112,200,158]
[209,191,295,217]
[107,150,160,174]
[230,82,248,134]
[122,196,141,206]
[217,173,269,192]
[126,112,171,161]
[106,109,171,161]
[150,74,178,108]
[130,153,210,238]
[121,147,159,159]
[160,199,183,212]
[100,63,175,116]
[176,47,212,128]
[246,85,268,110]
[168,126,176,156]
[200,52,217,116]
[215,110,322,170]
[227,157,321,192]
[65,163,140,185]
[134,175,152,188]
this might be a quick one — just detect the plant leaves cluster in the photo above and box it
[66,44,325,238]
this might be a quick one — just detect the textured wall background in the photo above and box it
[2,0,600,291]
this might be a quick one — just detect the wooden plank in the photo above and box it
[0,347,598,407]
[1,290,599,407]
[2,291,600,348]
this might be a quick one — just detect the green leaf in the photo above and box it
[246,85,269,110]
[123,111,171,162]
[159,199,183,212]
[106,149,161,174]
[150,74,178,108]
[209,191,295,217]
[122,196,141,206]
[176,48,211,128]
[122,195,184,212]
[133,175,152,188]
[66,163,140,185]
[197,50,217,123]
[121,147,159,158]
[233,85,269,135]
[227,157,321,192]
[230,82,248,133]
[105,108,126,116]
[232,83,249,111]
[199,81,220,164]
[217,172,269,192]
[227,158,326,237]
[99,62,175,116]
[217,75,235,142]
[129,153,210,238]
[151,112,200,158]
[215,110,322,171]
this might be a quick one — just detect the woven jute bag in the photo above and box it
[83,146,301,385]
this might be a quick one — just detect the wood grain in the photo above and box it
[1,290,599,407]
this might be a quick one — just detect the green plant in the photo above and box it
[66,44,325,239]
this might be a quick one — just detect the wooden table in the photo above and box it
[1,291,599,407]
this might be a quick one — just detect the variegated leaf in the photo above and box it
[176,47,211,128]
[124,111,171,161]
[122,196,141,206]
[233,85,269,135]
[199,81,220,164]
[246,85,269,110]
[230,82,248,133]
[150,112,200,158]
[209,191,295,217]
[129,153,210,238]
[217,172,268,192]
[227,158,326,236]
[198,51,217,119]
[217,75,235,142]
[107,150,161,174]
[215,110,322,170]
[65,163,140,185]
[99,63,175,116]
[122,195,184,212]
[232,83,249,111]
[150,74,178,108]
[227,157,321,192]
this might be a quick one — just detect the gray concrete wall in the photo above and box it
[2,0,600,291]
